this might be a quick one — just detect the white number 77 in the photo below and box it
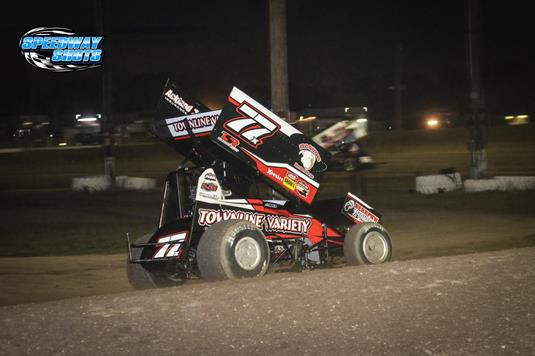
[153,232,187,258]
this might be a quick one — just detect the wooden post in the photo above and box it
[96,0,115,186]
[269,0,289,121]
[465,0,487,179]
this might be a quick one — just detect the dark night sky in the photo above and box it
[1,1,534,125]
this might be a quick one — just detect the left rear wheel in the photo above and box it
[197,220,270,281]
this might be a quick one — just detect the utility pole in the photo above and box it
[269,0,289,121]
[394,43,405,130]
[96,0,115,185]
[465,0,487,179]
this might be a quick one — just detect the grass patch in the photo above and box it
[0,142,179,190]
[0,190,162,256]
[363,125,535,176]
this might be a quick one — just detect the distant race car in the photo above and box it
[126,80,392,288]
[312,119,375,171]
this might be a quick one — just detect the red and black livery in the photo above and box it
[126,80,392,288]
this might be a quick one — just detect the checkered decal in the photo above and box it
[20,27,101,72]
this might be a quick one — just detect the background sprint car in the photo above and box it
[126,80,393,288]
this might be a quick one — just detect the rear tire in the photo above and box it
[197,220,270,281]
[344,223,392,265]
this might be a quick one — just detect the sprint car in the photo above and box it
[312,118,375,171]
[126,80,392,288]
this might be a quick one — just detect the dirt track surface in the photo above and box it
[1,247,534,355]
[0,254,132,306]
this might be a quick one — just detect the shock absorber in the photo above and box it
[322,223,329,263]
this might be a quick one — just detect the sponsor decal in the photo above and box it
[217,131,240,152]
[201,182,218,192]
[165,110,220,139]
[204,173,217,182]
[293,143,326,178]
[164,89,200,114]
[296,182,309,198]
[196,168,224,200]
[266,168,284,182]
[198,190,220,200]
[19,27,103,72]
[198,208,265,227]
[224,102,280,148]
[197,208,311,235]
[283,176,297,191]
[153,231,188,258]
[239,147,319,205]
[342,193,380,223]
[298,147,318,171]
[293,162,315,179]
[298,143,322,163]
[265,215,311,234]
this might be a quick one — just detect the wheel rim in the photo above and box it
[362,231,389,263]
[234,236,262,271]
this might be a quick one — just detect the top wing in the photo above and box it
[210,87,331,205]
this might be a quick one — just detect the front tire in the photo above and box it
[344,223,392,265]
[197,220,270,281]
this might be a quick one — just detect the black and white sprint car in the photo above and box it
[126,80,393,288]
